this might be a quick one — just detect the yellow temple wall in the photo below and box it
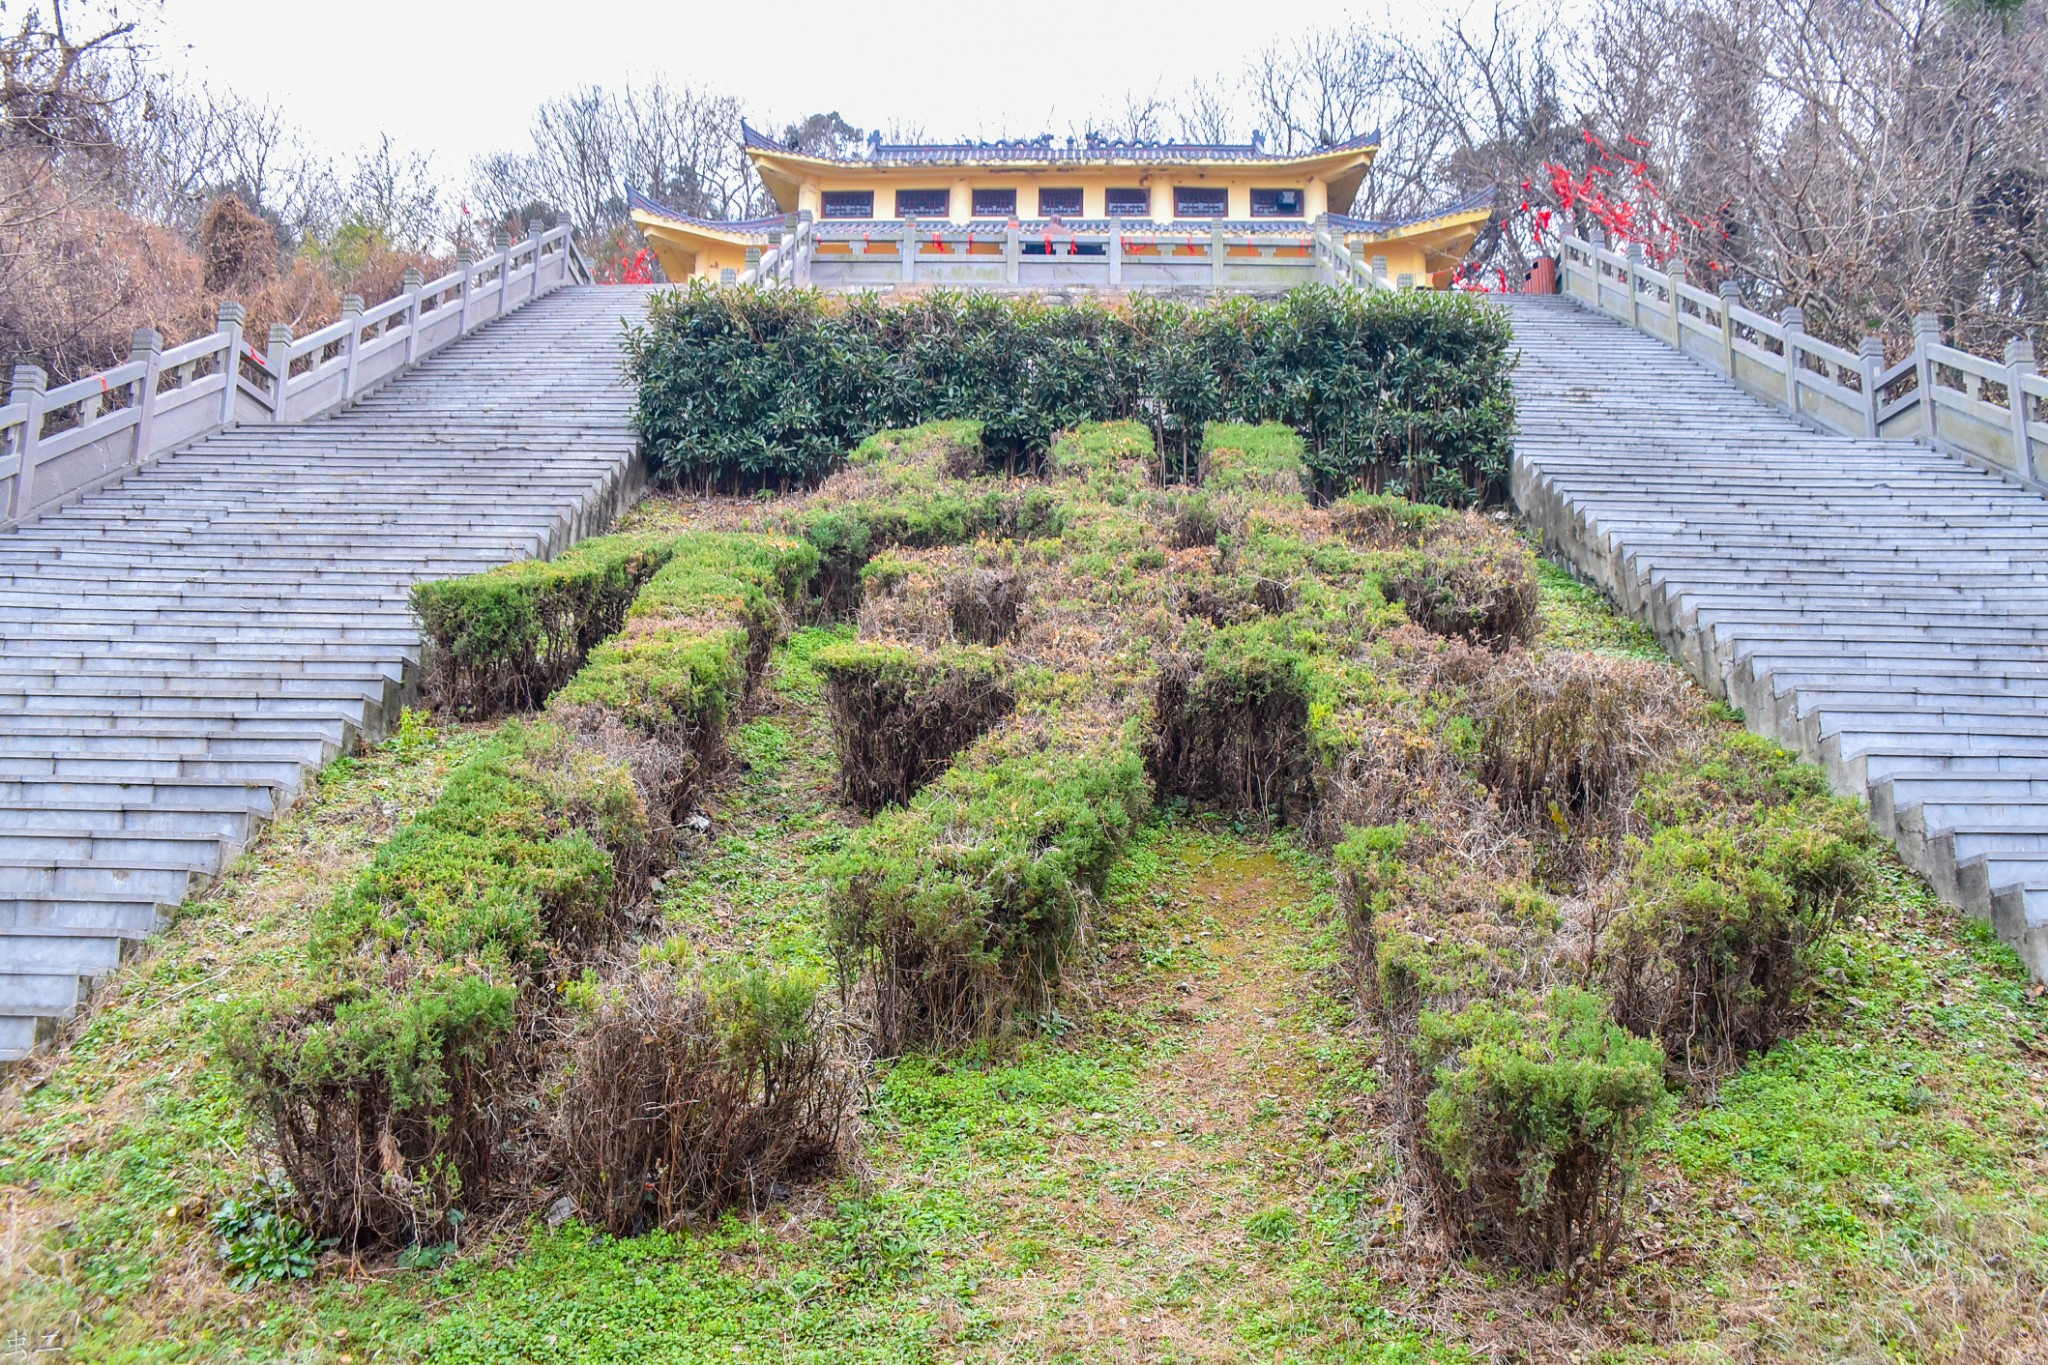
[793,172,1335,224]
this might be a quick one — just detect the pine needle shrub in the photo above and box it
[1475,652,1700,828]
[1377,518,1539,648]
[1148,626,1318,823]
[547,532,816,817]
[816,641,1015,812]
[1413,987,1666,1291]
[628,284,1515,501]
[824,714,1151,1053]
[1200,422,1308,503]
[411,533,680,718]
[1605,792,1877,1073]
[555,960,858,1235]
[218,722,650,1247]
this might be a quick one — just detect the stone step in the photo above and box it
[0,284,653,1068]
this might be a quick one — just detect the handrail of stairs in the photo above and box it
[0,220,587,531]
[1557,229,2048,491]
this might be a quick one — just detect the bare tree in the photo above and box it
[1580,0,2048,348]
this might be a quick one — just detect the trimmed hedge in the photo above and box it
[550,531,816,737]
[1200,422,1308,503]
[218,721,650,1245]
[224,529,819,1248]
[815,641,1015,812]
[824,710,1151,1054]
[411,533,680,718]
[628,284,1515,502]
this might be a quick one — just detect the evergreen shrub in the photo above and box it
[628,284,1515,502]
[1415,987,1666,1289]
[410,533,679,718]
[824,715,1151,1054]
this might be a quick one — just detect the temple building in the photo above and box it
[628,124,1489,293]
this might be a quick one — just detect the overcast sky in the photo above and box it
[145,0,1426,179]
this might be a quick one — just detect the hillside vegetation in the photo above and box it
[1,421,2043,1365]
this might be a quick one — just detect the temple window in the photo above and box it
[821,191,874,219]
[1173,186,1229,218]
[971,187,1017,217]
[1105,187,1151,217]
[1250,188,1305,217]
[893,188,951,218]
[1037,187,1083,217]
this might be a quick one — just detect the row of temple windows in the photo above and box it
[819,186,1306,220]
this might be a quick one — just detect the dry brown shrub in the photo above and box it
[1380,516,1540,648]
[946,566,1028,645]
[1147,649,1317,824]
[199,194,277,293]
[1475,651,1701,832]
[819,645,1015,813]
[554,964,859,1236]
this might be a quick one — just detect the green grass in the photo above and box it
[1534,557,1664,658]
[6,490,2047,1365]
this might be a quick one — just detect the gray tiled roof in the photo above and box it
[740,121,1378,164]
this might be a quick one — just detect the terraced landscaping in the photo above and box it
[2,415,2042,1365]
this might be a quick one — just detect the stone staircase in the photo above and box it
[0,285,655,1062]
[1506,292,2048,982]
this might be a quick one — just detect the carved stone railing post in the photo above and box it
[1004,225,1020,284]
[2007,337,2040,482]
[1858,335,1887,438]
[267,324,295,420]
[1109,217,1124,287]
[1625,245,1645,330]
[1396,272,1415,290]
[745,245,763,285]
[494,229,514,316]
[1350,240,1367,288]
[1913,312,1943,443]
[795,210,813,287]
[1371,254,1388,288]
[1666,260,1687,345]
[1210,222,1226,290]
[340,294,365,401]
[215,301,246,425]
[402,268,425,365]
[456,249,476,332]
[1781,306,1806,419]
[7,363,47,523]
[527,218,546,299]
[1718,281,1741,377]
[129,327,163,462]
[900,218,916,284]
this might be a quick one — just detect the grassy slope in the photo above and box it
[1,553,2043,1364]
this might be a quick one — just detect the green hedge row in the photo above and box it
[411,533,680,719]
[222,530,814,1247]
[627,284,1516,503]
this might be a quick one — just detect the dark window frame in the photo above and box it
[971,187,1017,217]
[1105,187,1151,217]
[1036,186,1084,218]
[1173,185,1229,218]
[1249,188,1305,218]
[821,190,874,220]
[893,187,951,218]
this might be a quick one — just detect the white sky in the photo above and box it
[144,0,1428,181]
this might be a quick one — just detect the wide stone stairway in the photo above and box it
[1507,293,2048,982]
[0,285,653,1061]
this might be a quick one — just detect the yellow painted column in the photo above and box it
[798,180,821,219]
[951,178,970,224]
[1304,177,1330,220]
[1151,182,1172,223]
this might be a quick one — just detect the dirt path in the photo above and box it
[968,837,1375,1364]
